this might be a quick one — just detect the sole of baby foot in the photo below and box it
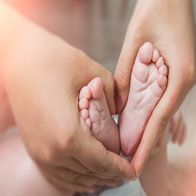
[79,77,120,154]
[119,42,168,156]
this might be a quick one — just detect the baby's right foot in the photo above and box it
[119,42,168,156]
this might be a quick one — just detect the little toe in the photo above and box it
[79,86,91,99]
[157,75,167,89]
[159,65,168,76]
[156,57,164,68]
[88,77,103,99]
[152,49,160,63]
[81,109,89,120]
[79,98,89,109]
[137,42,154,64]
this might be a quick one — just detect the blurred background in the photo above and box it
[5,0,196,195]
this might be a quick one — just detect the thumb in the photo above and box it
[75,122,136,180]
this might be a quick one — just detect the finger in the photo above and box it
[178,122,186,145]
[59,159,90,175]
[131,63,191,177]
[179,123,187,145]
[114,25,146,113]
[37,150,93,176]
[42,168,95,193]
[172,118,183,144]
[176,113,187,145]
[171,111,184,144]
[157,125,169,149]
[49,166,120,187]
[74,126,135,180]
[170,119,178,143]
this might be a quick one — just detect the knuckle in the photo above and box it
[51,119,78,154]
[28,139,56,165]
[57,129,76,155]
[105,71,115,91]
[38,143,58,164]
[104,71,116,113]
[36,130,76,164]
[151,147,161,156]
[96,165,107,174]
[95,151,110,175]
[157,117,168,135]
[72,173,83,184]
[103,70,115,97]
[134,165,143,179]
[114,68,129,92]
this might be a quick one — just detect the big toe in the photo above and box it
[88,77,103,99]
[138,42,154,64]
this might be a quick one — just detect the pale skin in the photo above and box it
[78,42,186,196]
[0,43,186,196]
[0,0,195,194]
[115,0,196,176]
[0,2,134,194]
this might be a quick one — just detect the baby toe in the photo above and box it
[153,49,160,63]
[138,42,154,64]
[159,65,168,76]
[79,86,91,99]
[79,98,89,109]
[156,57,164,68]
[81,109,89,120]
[88,77,103,99]
[157,75,167,89]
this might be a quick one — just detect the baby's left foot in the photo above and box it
[78,77,120,153]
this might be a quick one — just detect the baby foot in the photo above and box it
[170,111,186,145]
[78,77,120,154]
[119,42,168,156]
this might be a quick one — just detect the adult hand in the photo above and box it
[0,3,134,193]
[115,0,196,177]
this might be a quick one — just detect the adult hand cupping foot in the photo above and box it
[115,0,196,177]
[0,2,134,194]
